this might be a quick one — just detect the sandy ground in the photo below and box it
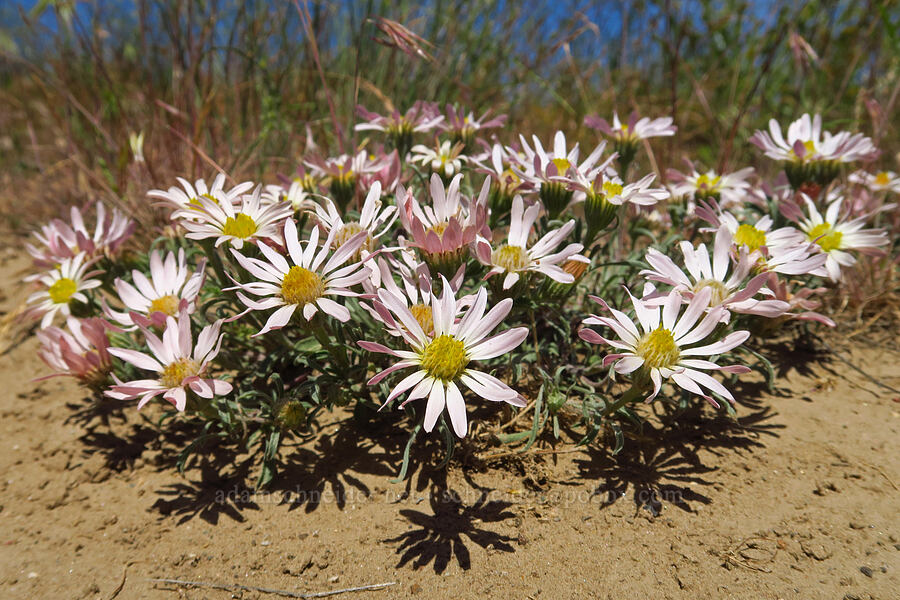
[1,246,899,600]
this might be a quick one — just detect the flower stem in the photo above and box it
[601,380,647,418]
[310,317,349,372]
[200,239,231,289]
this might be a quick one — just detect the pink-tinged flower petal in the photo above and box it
[108,348,163,372]
[257,241,290,274]
[177,312,192,357]
[377,288,427,346]
[454,288,488,341]
[135,390,165,408]
[578,328,609,346]
[627,289,658,332]
[211,379,233,395]
[680,330,750,356]
[188,377,214,398]
[643,248,692,288]
[674,305,722,346]
[253,304,296,337]
[322,231,368,274]
[235,293,283,311]
[647,368,663,401]
[670,371,715,406]
[284,218,304,266]
[195,320,223,362]
[229,249,282,284]
[432,276,456,337]
[460,297,513,345]
[460,370,519,403]
[475,237,492,264]
[368,360,418,386]
[302,224,320,268]
[661,290,682,330]
[717,365,751,374]
[383,369,428,405]
[358,340,403,356]
[115,279,151,312]
[399,375,434,408]
[316,297,350,322]
[445,382,467,437]
[679,368,735,403]
[589,297,641,342]
[671,287,712,340]
[302,302,318,320]
[423,380,445,432]
[467,327,528,360]
[164,386,188,411]
[614,355,644,374]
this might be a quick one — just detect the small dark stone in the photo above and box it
[859,566,873,578]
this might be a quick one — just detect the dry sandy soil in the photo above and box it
[1,246,899,600]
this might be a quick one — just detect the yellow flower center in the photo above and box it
[734,224,767,252]
[807,222,843,252]
[601,180,624,197]
[551,157,571,174]
[409,303,434,336]
[426,222,449,239]
[420,334,469,382]
[281,266,325,306]
[333,222,373,254]
[48,277,77,304]
[149,294,180,316]
[695,173,721,190]
[222,213,258,239]
[691,279,729,305]
[874,172,890,186]
[492,244,530,272]
[501,168,521,186]
[186,192,216,208]
[296,175,318,193]
[160,357,201,388]
[635,328,680,370]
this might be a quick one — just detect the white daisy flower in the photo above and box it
[104,248,207,328]
[796,196,888,281]
[312,181,397,260]
[228,218,370,335]
[410,140,466,179]
[26,202,135,268]
[174,185,292,249]
[105,313,231,411]
[752,113,879,163]
[849,170,900,194]
[148,173,254,213]
[359,280,528,437]
[570,170,670,208]
[512,131,606,217]
[362,254,466,339]
[584,111,677,141]
[26,253,103,329]
[579,288,750,406]
[668,167,755,208]
[641,228,790,319]
[474,195,586,289]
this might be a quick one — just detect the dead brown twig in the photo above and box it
[148,578,397,598]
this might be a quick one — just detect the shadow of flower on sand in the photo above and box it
[151,455,260,525]
[576,402,782,515]
[384,474,517,573]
